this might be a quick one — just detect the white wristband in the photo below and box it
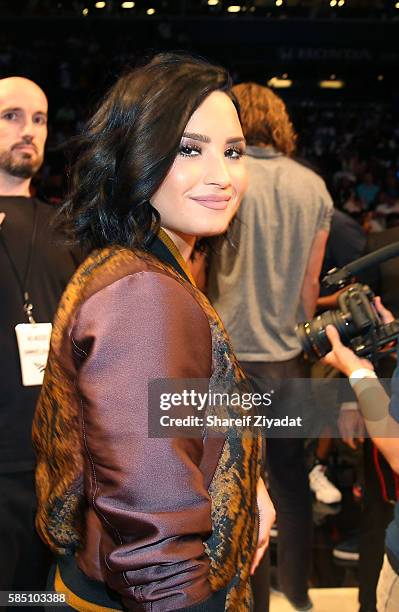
[340,402,359,411]
[349,368,377,389]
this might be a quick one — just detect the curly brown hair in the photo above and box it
[233,82,297,156]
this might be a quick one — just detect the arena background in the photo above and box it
[0,0,398,209]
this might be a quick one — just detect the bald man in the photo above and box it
[0,77,48,194]
[0,78,79,597]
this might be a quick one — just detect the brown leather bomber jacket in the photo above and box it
[33,241,262,611]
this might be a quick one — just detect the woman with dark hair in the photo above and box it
[33,53,274,611]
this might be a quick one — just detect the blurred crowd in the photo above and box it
[298,105,399,232]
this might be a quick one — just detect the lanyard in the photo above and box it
[0,200,38,323]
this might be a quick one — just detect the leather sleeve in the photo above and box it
[71,271,216,611]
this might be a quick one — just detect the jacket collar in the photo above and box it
[148,228,196,286]
[246,145,284,160]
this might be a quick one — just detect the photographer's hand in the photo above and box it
[338,404,366,449]
[323,325,374,378]
[374,296,394,324]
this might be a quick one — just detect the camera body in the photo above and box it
[296,283,399,361]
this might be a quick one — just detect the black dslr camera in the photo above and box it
[296,242,399,361]
[296,283,399,361]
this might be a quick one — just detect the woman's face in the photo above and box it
[151,90,248,246]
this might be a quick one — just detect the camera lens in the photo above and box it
[296,310,354,360]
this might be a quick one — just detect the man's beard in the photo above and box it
[0,149,43,179]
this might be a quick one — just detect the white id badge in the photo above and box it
[15,323,52,386]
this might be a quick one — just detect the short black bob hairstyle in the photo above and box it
[60,52,237,252]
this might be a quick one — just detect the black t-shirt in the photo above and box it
[319,208,367,297]
[364,226,399,318]
[0,196,79,471]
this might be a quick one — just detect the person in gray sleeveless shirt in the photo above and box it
[207,83,333,612]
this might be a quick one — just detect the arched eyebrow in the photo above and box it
[0,106,22,113]
[182,131,246,146]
